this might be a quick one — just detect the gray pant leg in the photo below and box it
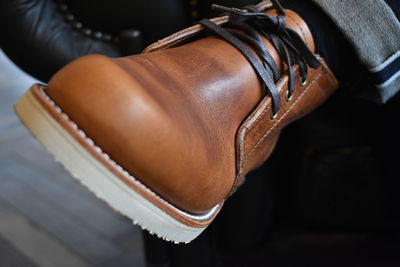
[312,0,400,103]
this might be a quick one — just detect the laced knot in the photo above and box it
[199,0,322,116]
[212,4,287,32]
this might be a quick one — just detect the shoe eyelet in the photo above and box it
[322,66,328,74]
[270,111,278,120]
[285,90,293,102]
[300,78,307,86]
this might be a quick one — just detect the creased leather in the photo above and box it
[46,8,338,214]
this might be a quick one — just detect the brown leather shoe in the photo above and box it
[15,1,338,243]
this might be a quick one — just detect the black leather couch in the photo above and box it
[0,0,255,82]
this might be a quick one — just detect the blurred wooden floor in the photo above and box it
[0,50,145,267]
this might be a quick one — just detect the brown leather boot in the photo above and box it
[15,1,338,243]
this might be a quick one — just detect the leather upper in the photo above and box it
[46,8,337,214]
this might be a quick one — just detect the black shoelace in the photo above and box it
[199,0,322,117]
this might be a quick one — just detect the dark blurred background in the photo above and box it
[0,0,400,266]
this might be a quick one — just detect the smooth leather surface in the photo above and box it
[46,9,337,214]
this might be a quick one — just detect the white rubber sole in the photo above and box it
[15,86,220,243]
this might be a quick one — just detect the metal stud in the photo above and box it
[93,31,103,39]
[82,28,92,36]
[72,22,82,29]
[64,13,74,21]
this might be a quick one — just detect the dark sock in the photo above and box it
[280,0,362,86]
[384,0,400,21]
